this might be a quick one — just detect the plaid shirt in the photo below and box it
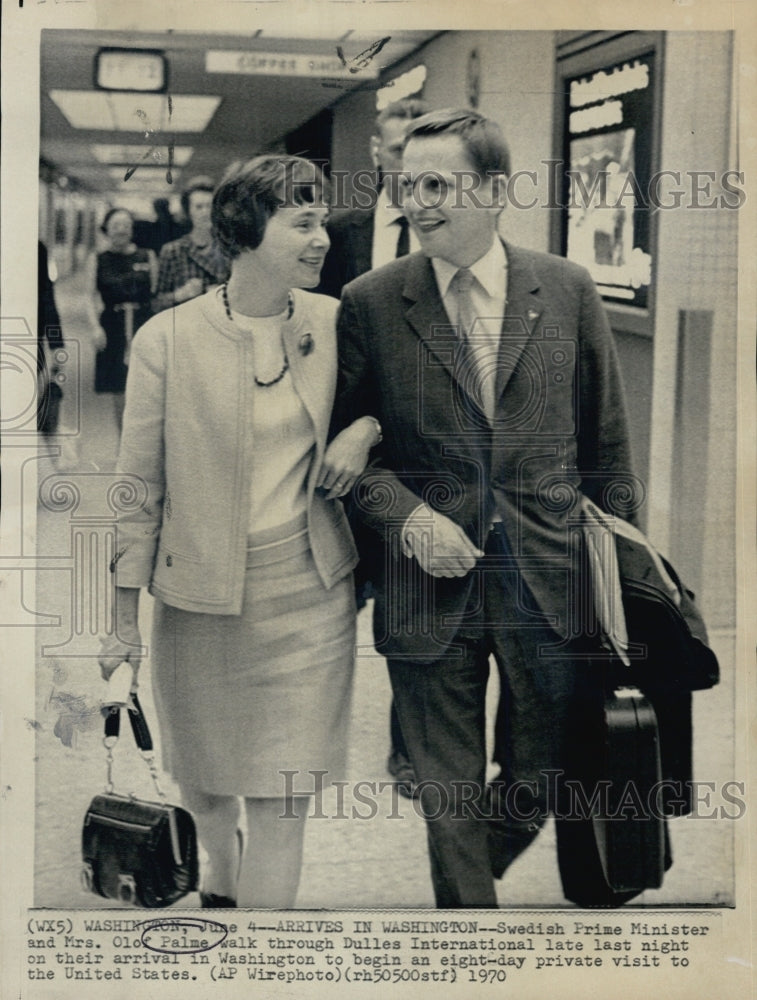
[153,235,230,312]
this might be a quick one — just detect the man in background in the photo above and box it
[36,240,65,435]
[318,98,428,298]
[320,98,429,797]
[133,197,188,255]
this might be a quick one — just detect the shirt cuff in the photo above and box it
[401,502,433,559]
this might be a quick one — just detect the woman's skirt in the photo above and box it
[150,513,356,798]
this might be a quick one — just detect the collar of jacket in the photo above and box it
[401,240,544,402]
[184,237,228,281]
[196,286,335,459]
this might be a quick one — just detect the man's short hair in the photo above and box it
[212,155,329,259]
[403,108,511,178]
[375,98,429,135]
[180,175,216,217]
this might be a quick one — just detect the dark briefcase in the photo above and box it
[592,685,665,893]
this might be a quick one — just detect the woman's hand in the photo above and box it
[98,624,143,682]
[97,587,143,681]
[317,416,381,500]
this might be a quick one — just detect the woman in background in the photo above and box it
[151,175,229,313]
[98,156,379,908]
[87,207,157,427]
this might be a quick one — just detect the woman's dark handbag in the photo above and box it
[81,692,198,907]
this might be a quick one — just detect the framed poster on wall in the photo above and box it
[556,35,660,312]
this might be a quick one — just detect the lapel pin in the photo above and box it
[527,309,539,322]
[299,333,314,356]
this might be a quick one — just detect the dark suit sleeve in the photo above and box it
[317,217,348,299]
[576,272,640,525]
[335,286,428,534]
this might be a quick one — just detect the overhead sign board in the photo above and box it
[206,49,380,79]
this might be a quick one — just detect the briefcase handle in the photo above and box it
[101,695,167,802]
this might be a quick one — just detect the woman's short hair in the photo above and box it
[100,207,133,234]
[403,108,511,178]
[212,155,329,259]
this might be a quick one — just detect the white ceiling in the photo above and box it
[40,29,439,194]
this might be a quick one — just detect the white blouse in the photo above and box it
[230,307,315,536]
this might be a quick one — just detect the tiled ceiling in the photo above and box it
[40,29,439,194]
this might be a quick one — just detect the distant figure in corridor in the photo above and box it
[152,176,229,313]
[133,197,189,255]
[87,207,157,428]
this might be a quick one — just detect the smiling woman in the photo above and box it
[98,154,382,909]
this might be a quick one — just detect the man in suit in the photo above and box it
[320,98,429,796]
[318,98,427,299]
[335,109,638,907]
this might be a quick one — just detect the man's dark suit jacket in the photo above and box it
[318,209,374,299]
[335,241,638,663]
[335,242,688,906]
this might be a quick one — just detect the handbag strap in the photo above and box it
[103,693,153,751]
[102,695,166,800]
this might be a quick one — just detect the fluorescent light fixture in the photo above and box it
[107,166,182,183]
[91,144,194,166]
[95,49,167,93]
[377,64,427,110]
[49,90,221,133]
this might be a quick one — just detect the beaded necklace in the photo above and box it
[221,282,293,388]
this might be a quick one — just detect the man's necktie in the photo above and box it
[395,215,410,258]
[450,267,494,420]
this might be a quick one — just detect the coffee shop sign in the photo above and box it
[206,50,380,79]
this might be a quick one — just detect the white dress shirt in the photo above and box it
[403,237,509,554]
[371,188,420,269]
[431,236,508,365]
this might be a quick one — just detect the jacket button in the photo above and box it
[166,555,173,567]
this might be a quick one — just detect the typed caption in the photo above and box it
[24,910,719,991]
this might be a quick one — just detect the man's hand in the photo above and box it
[403,504,484,578]
[318,416,380,500]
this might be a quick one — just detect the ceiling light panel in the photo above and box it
[49,91,221,133]
[91,144,194,165]
[106,165,182,181]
